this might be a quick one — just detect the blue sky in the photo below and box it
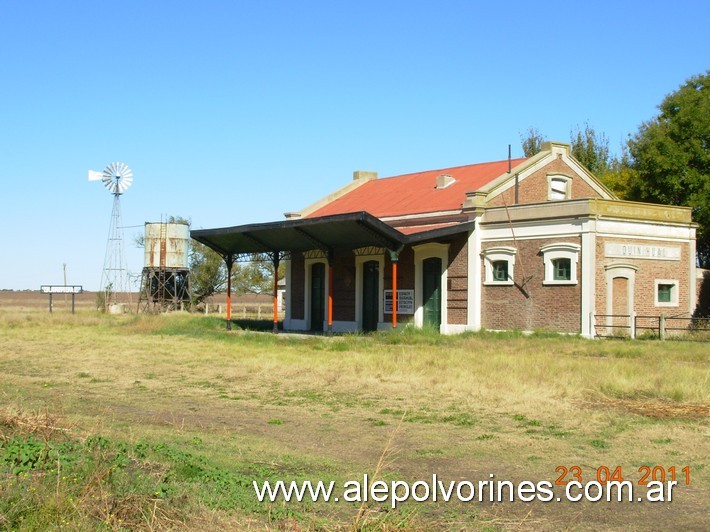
[0,1,708,290]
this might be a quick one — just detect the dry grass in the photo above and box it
[1,309,708,529]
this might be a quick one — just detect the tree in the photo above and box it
[627,71,710,267]
[596,143,637,199]
[233,255,282,295]
[190,249,281,302]
[570,122,611,175]
[520,127,545,157]
[520,123,633,197]
[189,239,228,302]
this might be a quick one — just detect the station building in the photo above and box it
[191,142,697,337]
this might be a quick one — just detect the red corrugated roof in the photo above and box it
[307,158,527,218]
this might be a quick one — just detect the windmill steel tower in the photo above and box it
[90,162,133,309]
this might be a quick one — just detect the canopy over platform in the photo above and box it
[190,211,474,333]
[190,211,474,257]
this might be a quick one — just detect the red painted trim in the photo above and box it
[392,262,398,328]
[328,265,333,330]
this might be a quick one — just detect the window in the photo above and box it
[547,174,571,200]
[541,243,580,285]
[492,261,509,282]
[482,246,516,285]
[553,258,571,281]
[655,279,679,307]
[657,284,672,303]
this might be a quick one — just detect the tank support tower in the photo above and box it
[137,221,193,312]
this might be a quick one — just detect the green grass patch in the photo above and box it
[0,422,339,529]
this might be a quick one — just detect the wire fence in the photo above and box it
[593,314,710,341]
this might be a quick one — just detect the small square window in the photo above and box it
[492,261,508,281]
[657,284,673,303]
[553,258,571,281]
[654,279,679,307]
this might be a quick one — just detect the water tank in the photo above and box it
[144,222,190,269]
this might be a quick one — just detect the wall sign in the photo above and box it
[604,243,681,261]
[384,289,414,314]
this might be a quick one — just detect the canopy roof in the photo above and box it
[191,211,474,257]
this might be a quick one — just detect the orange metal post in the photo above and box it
[328,264,333,333]
[392,261,398,328]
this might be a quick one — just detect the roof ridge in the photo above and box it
[378,157,528,181]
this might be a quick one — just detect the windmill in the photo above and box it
[89,162,134,310]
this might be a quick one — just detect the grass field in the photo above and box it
[0,309,708,530]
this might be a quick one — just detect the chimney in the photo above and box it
[353,171,377,181]
[435,174,456,189]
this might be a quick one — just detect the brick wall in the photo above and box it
[481,237,582,333]
[332,251,356,322]
[290,252,304,320]
[487,158,602,207]
[595,237,692,318]
[384,247,415,325]
[447,235,468,325]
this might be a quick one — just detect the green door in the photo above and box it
[310,263,325,332]
[362,260,379,332]
[422,257,442,329]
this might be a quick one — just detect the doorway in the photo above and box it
[310,262,325,331]
[362,260,379,332]
[422,257,442,329]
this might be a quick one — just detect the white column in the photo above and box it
[467,222,482,331]
[580,220,596,338]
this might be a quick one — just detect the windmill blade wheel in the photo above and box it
[102,161,134,194]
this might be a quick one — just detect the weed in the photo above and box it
[414,449,444,456]
[379,408,405,416]
[589,439,609,449]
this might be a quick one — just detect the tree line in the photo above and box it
[521,70,709,268]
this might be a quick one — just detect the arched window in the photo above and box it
[540,243,580,285]
[482,246,516,286]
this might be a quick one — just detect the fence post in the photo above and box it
[630,311,636,340]
[243,306,247,319]
[258,305,262,319]
[660,314,666,341]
